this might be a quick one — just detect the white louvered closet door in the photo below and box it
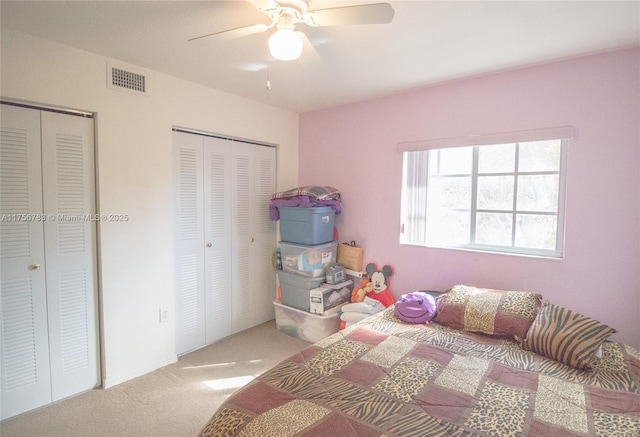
[173,131,275,356]
[40,111,99,402]
[232,143,276,333]
[0,104,99,420]
[173,132,205,355]
[0,105,52,419]
[231,142,253,333]
[253,145,277,325]
[203,137,232,344]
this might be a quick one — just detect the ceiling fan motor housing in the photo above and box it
[276,0,310,17]
[263,0,319,27]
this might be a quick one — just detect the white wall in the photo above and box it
[1,29,299,387]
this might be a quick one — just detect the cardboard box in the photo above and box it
[309,281,352,315]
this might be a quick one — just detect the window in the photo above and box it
[400,138,567,258]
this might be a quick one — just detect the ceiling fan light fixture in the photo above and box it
[268,28,303,61]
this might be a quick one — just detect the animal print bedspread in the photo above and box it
[199,308,640,436]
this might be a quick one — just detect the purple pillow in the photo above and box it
[394,291,436,324]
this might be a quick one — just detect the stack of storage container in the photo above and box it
[274,206,345,343]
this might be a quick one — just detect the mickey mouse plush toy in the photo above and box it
[362,263,395,307]
[340,262,395,329]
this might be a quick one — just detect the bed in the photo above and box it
[199,286,640,436]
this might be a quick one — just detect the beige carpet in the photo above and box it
[0,320,310,437]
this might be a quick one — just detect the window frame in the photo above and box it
[400,137,569,259]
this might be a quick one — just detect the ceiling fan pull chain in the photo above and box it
[266,46,272,91]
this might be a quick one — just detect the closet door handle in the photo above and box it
[250,238,254,243]
[206,243,212,248]
[31,263,41,270]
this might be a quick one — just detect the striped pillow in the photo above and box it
[522,302,616,370]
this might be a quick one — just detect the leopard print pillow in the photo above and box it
[434,285,542,340]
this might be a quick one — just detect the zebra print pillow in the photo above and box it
[522,302,616,370]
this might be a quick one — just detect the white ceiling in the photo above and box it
[1,1,639,113]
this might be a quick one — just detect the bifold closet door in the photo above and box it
[0,105,52,419]
[253,144,277,325]
[203,137,232,345]
[173,132,206,355]
[231,143,276,333]
[40,110,99,402]
[174,133,234,354]
[0,104,99,420]
[174,131,276,356]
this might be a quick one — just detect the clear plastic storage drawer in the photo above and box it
[279,241,338,278]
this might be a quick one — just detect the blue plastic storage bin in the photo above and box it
[279,206,335,245]
[277,270,325,312]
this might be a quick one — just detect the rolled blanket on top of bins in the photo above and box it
[270,185,342,220]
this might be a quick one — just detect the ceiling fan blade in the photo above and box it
[188,23,268,43]
[246,0,278,11]
[298,32,324,71]
[306,2,394,26]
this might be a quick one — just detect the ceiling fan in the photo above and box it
[189,0,395,62]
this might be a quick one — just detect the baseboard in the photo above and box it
[102,354,178,389]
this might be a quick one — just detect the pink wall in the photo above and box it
[299,48,640,348]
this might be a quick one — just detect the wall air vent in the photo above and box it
[106,62,148,95]
[112,67,145,92]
